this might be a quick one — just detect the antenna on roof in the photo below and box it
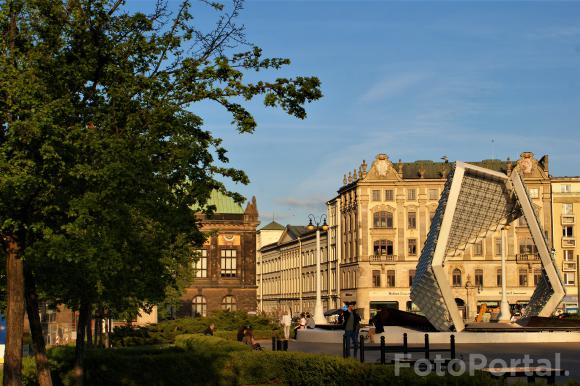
[491,138,495,160]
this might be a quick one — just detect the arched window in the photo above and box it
[373,240,394,256]
[452,269,462,287]
[192,295,207,317]
[373,211,393,228]
[221,295,237,311]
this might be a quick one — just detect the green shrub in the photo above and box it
[226,351,501,386]
[111,311,282,347]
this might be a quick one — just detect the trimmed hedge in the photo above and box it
[111,311,282,347]
[20,335,520,386]
[225,351,500,386]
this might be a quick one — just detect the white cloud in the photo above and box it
[359,72,429,103]
[527,25,580,39]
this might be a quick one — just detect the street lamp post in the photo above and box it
[465,275,473,321]
[498,225,511,322]
[307,214,329,325]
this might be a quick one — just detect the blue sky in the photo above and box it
[134,1,580,226]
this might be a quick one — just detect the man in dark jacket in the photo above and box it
[342,303,361,354]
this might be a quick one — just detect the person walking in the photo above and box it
[342,303,361,355]
[281,311,292,340]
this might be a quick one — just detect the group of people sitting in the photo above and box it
[202,322,262,350]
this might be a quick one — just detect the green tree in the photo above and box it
[0,1,321,385]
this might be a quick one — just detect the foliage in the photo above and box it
[0,0,321,328]
[111,311,281,346]
[20,337,510,386]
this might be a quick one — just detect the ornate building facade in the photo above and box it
[256,152,580,322]
[181,191,259,317]
[551,177,580,313]
[327,152,552,321]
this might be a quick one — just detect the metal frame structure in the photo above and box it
[410,162,565,332]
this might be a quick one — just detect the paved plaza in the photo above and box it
[260,339,580,382]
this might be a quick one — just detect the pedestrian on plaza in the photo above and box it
[280,310,292,340]
[203,323,216,336]
[342,303,361,354]
[294,313,306,339]
[306,312,316,329]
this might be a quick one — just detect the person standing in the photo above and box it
[342,303,361,354]
[280,311,292,340]
[306,313,316,329]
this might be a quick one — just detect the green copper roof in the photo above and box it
[260,221,285,231]
[194,190,244,214]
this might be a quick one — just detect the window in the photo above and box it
[372,270,381,287]
[563,226,574,237]
[373,211,393,228]
[372,190,381,201]
[565,272,576,286]
[192,295,207,317]
[408,239,417,255]
[193,249,208,278]
[473,241,483,256]
[495,238,502,256]
[519,269,528,286]
[220,249,237,277]
[409,270,416,286]
[428,189,438,200]
[386,270,396,287]
[529,188,539,198]
[562,184,572,193]
[534,269,542,286]
[221,295,237,311]
[385,189,394,201]
[519,239,538,255]
[452,269,462,287]
[496,269,502,287]
[374,240,393,256]
[474,269,484,287]
[408,211,417,229]
[563,203,573,215]
[407,189,416,200]
[564,250,574,261]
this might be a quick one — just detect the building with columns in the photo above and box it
[257,224,341,316]
[256,151,576,323]
[551,177,580,313]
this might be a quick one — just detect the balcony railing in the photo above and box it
[516,253,541,263]
[562,237,576,248]
[369,254,397,263]
[562,214,575,225]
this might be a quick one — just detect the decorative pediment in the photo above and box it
[364,154,402,181]
[514,152,549,179]
[370,204,396,213]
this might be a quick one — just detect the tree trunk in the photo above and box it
[73,303,90,386]
[3,237,24,386]
[85,315,92,348]
[24,264,53,386]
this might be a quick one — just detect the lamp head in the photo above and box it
[321,219,329,231]
[306,219,315,231]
